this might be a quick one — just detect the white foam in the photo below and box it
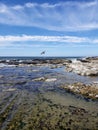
[0,63,16,67]
[72,59,81,63]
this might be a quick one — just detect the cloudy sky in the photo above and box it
[0,0,98,56]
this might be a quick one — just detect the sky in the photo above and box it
[0,0,98,56]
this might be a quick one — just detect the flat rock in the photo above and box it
[32,77,45,81]
[45,78,57,82]
[61,82,98,100]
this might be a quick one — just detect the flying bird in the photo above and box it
[41,51,45,55]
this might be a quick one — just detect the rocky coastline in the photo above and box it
[0,57,98,100]
[0,58,71,66]
[61,82,98,100]
[0,57,98,129]
[66,57,98,76]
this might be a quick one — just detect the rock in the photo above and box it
[32,70,39,72]
[89,93,94,97]
[86,56,98,61]
[66,57,98,76]
[0,75,4,78]
[32,77,57,82]
[61,82,98,100]
[45,78,57,82]
[95,95,98,98]
[0,58,72,67]
[68,85,74,89]
[32,77,45,81]
[14,81,27,85]
[78,59,89,63]
[3,88,16,92]
[93,81,98,84]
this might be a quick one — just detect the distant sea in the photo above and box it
[0,56,84,61]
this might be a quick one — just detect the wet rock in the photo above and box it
[93,81,98,84]
[8,61,19,65]
[45,78,57,82]
[69,105,87,115]
[50,65,58,69]
[32,77,57,82]
[14,81,27,85]
[32,77,45,81]
[2,88,16,92]
[86,56,98,61]
[0,75,4,78]
[95,95,98,98]
[0,58,72,67]
[31,70,39,72]
[61,82,98,100]
[78,59,89,63]
[49,59,72,64]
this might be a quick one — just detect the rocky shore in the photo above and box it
[61,82,98,100]
[1,57,98,77]
[66,57,98,76]
[0,57,98,129]
[0,58,71,67]
[0,57,98,100]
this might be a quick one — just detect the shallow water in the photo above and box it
[0,66,98,110]
[0,65,98,130]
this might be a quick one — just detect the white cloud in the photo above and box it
[92,39,98,43]
[0,34,98,48]
[0,1,98,31]
[0,35,98,51]
[0,35,88,43]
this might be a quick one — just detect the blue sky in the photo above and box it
[0,0,98,56]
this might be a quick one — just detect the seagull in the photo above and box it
[41,51,45,55]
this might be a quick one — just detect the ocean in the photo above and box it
[0,56,84,60]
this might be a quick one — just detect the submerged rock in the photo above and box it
[32,77,46,81]
[32,77,57,82]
